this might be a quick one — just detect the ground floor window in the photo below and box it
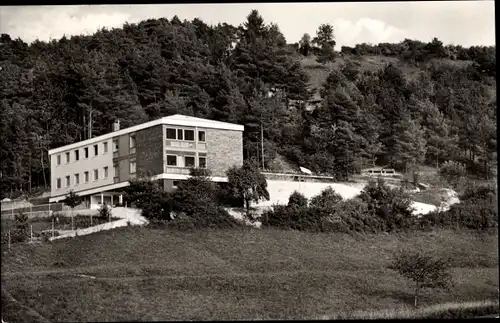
[199,157,207,168]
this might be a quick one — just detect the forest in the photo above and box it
[0,10,496,199]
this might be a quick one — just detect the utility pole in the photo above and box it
[261,122,265,170]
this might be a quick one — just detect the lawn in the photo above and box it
[1,227,498,321]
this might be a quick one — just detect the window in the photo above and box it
[199,157,207,169]
[113,165,118,178]
[84,147,89,159]
[56,178,61,189]
[177,129,183,140]
[129,161,136,174]
[94,169,99,181]
[66,176,70,187]
[113,139,119,152]
[57,155,61,165]
[65,152,70,164]
[173,181,179,187]
[198,131,206,142]
[104,166,109,178]
[166,128,176,139]
[167,155,177,166]
[129,135,136,148]
[74,150,79,161]
[74,173,80,185]
[184,129,195,141]
[94,144,98,156]
[84,171,89,183]
[103,142,108,153]
[185,156,195,168]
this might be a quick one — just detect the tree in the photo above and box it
[313,23,336,63]
[123,176,172,220]
[62,190,83,230]
[173,168,219,216]
[312,23,335,48]
[226,160,270,218]
[391,116,427,173]
[298,33,312,56]
[390,250,453,307]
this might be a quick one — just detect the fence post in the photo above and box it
[90,212,93,226]
[8,229,11,250]
[30,224,33,243]
[52,217,55,238]
[30,205,32,217]
[71,208,74,231]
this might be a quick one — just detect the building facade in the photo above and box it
[48,115,244,209]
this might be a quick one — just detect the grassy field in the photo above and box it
[1,227,498,321]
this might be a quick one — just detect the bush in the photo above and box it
[10,212,29,243]
[155,207,243,231]
[309,187,343,211]
[287,191,308,208]
[460,183,496,205]
[439,161,466,186]
[331,198,377,233]
[419,203,497,232]
[358,178,415,232]
[98,203,112,219]
[123,176,173,220]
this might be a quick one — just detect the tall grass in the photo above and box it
[321,300,499,319]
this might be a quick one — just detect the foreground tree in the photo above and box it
[123,176,172,220]
[62,190,83,230]
[390,250,453,308]
[226,160,270,218]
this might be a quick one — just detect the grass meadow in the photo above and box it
[1,226,498,321]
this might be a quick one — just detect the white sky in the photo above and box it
[0,2,495,48]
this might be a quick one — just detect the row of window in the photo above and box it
[166,128,205,142]
[166,155,207,168]
[56,167,108,189]
[56,135,136,166]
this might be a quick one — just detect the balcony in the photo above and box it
[165,167,191,175]
[165,140,206,150]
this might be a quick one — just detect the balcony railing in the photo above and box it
[165,167,191,175]
[165,140,206,150]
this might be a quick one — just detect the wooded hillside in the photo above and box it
[0,10,496,198]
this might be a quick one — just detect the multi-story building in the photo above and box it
[48,114,244,209]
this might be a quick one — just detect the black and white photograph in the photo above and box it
[0,1,497,321]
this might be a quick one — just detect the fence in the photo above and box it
[0,203,95,219]
[262,172,337,183]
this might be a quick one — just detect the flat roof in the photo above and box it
[49,114,244,155]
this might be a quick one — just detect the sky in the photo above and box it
[0,2,496,48]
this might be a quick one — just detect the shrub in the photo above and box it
[10,212,29,243]
[98,203,112,219]
[358,178,415,232]
[439,161,466,186]
[123,176,173,220]
[460,183,496,205]
[331,198,376,233]
[287,191,308,208]
[309,186,343,211]
[172,168,218,216]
